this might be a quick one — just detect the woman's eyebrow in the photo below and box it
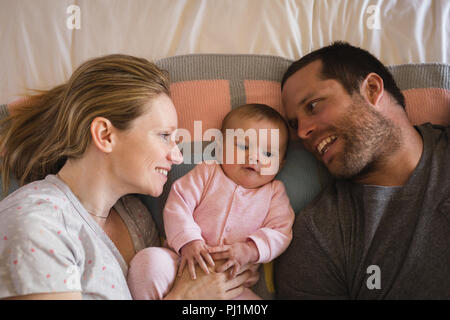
[157,126,177,131]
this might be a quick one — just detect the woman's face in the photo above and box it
[111,93,183,197]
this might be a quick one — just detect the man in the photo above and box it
[275,42,449,299]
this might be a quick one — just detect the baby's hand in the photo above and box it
[209,240,259,279]
[179,239,215,280]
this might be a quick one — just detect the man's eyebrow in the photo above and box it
[298,92,315,108]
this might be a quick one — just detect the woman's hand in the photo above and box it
[242,263,260,288]
[165,260,251,300]
[179,239,215,280]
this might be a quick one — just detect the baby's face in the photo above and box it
[220,117,288,189]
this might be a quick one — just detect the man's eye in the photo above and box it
[307,101,318,112]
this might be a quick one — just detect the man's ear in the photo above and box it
[90,117,115,153]
[361,73,384,106]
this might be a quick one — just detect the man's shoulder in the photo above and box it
[417,123,449,149]
[297,181,348,230]
[417,122,449,175]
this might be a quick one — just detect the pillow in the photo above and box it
[387,63,450,125]
[148,55,449,299]
[146,56,450,234]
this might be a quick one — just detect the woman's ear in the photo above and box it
[90,117,115,153]
[361,72,384,106]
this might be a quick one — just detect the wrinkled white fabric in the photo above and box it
[1,0,448,102]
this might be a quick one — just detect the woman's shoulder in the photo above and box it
[2,175,67,202]
[0,176,71,226]
[0,178,86,300]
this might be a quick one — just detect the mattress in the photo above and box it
[1,0,449,103]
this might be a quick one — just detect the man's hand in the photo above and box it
[209,240,259,278]
[179,239,215,280]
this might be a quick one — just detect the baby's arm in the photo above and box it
[211,180,295,276]
[163,163,215,279]
[247,180,295,263]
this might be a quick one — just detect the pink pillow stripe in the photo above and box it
[170,80,231,140]
[403,88,450,126]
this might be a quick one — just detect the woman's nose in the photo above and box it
[169,144,183,165]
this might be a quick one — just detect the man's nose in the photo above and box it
[297,117,315,139]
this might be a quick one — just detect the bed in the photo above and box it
[1,0,449,299]
[1,0,449,102]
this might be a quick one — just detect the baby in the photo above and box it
[127,104,295,300]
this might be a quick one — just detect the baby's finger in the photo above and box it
[202,251,215,267]
[208,245,230,253]
[196,255,210,275]
[188,259,197,280]
[178,258,187,277]
[217,259,234,273]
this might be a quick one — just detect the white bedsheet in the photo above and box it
[1,0,449,102]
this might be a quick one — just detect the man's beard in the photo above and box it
[326,95,401,180]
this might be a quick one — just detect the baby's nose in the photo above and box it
[248,148,259,164]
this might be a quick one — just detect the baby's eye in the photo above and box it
[237,143,249,150]
[263,151,272,157]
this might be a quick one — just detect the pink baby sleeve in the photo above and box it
[163,163,212,253]
[248,180,295,264]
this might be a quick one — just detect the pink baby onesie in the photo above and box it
[127,162,295,300]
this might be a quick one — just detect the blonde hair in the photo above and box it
[0,54,170,194]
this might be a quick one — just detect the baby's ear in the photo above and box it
[214,138,224,163]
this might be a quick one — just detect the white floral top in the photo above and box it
[0,175,160,299]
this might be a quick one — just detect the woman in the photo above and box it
[0,54,251,299]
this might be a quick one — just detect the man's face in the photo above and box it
[282,60,399,179]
